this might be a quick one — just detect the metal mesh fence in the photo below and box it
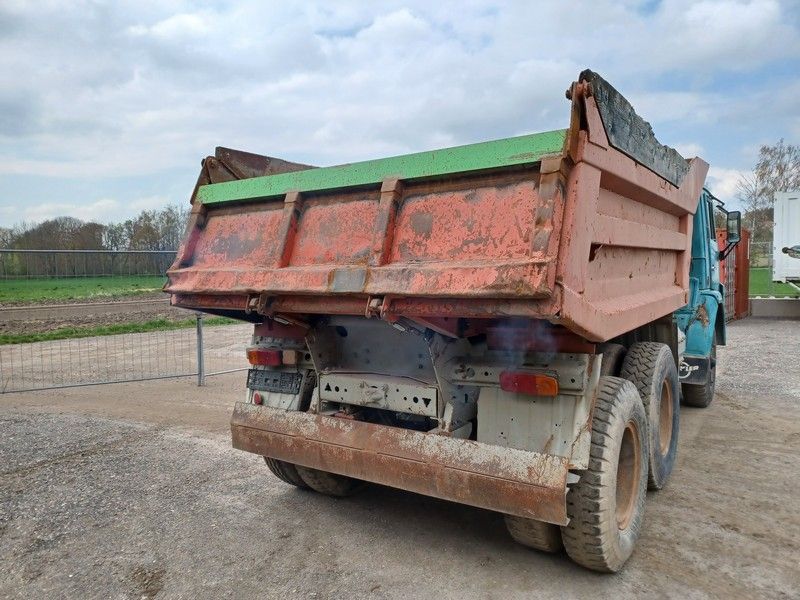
[0,249,176,279]
[750,241,800,298]
[0,319,250,393]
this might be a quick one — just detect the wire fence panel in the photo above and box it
[0,249,176,279]
[0,320,251,393]
[198,321,251,378]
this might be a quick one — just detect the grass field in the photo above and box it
[0,276,166,304]
[0,316,237,345]
[749,268,800,297]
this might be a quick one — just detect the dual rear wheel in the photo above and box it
[508,341,684,572]
[620,342,681,490]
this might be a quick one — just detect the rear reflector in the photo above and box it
[246,347,282,366]
[499,371,559,396]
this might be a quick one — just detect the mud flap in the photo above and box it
[231,402,569,525]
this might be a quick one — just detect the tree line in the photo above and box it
[0,206,189,278]
[0,205,189,251]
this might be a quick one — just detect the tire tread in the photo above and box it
[560,376,648,573]
[263,457,309,489]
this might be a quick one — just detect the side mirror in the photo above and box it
[726,211,741,244]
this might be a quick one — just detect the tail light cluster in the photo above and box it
[246,347,302,367]
[499,371,559,396]
[246,347,282,366]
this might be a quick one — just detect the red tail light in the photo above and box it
[499,371,559,396]
[246,347,282,366]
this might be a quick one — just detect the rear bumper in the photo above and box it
[230,402,569,525]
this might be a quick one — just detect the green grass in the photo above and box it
[0,276,166,304]
[749,268,800,297]
[0,316,238,345]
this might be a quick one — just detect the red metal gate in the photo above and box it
[716,228,750,320]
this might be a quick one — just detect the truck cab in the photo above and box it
[675,191,740,407]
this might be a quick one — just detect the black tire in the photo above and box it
[560,377,648,573]
[620,342,680,490]
[682,336,716,408]
[599,343,626,377]
[505,516,563,553]
[261,370,318,490]
[295,465,364,497]
[263,457,309,489]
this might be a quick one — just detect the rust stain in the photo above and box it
[696,303,710,327]
[231,402,569,525]
[409,212,433,238]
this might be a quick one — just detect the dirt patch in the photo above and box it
[130,565,166,599]
[0,295,191,336]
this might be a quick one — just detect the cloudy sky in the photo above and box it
[0,0,798,227]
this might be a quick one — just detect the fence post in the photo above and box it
[196,313,205,386]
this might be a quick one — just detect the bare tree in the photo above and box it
[737,139,800,244]
[755,139,800,198]
[156,205,190,251]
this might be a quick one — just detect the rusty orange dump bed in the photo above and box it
[166,71,708,342]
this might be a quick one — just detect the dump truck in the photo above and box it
[165,70,741,572]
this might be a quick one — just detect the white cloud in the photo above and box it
[707,166,749,207]
[673,142,705,158]
[0,195,175,225]
[6,198,121,224]
[129,195,171,211]
[149,13,211,38]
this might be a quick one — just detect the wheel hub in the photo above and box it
[616,420,641,530]
[659,381,673,456]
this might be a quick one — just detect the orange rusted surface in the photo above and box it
[166,72,709,342]
[231,402,569,524]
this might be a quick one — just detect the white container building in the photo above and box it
[773,191,800,282]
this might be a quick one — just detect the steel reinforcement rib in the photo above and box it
[230,402,570,525]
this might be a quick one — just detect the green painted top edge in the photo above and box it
[198,129,567,205]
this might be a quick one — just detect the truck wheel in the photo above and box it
[295,465,364,497]
[620,342,680,490]
[599,343,626,377]
[560,377,648,573]
[682,336,716,408]
[504,516,563,553]
[263,457,309,489]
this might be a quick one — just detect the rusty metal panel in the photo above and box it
[231,402,569,524]
[289,194,378,267]
[188,206,284,270]
[390,179,538,263]
[167,168,558,301]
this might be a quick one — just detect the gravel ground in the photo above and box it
[1,318,799,599]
